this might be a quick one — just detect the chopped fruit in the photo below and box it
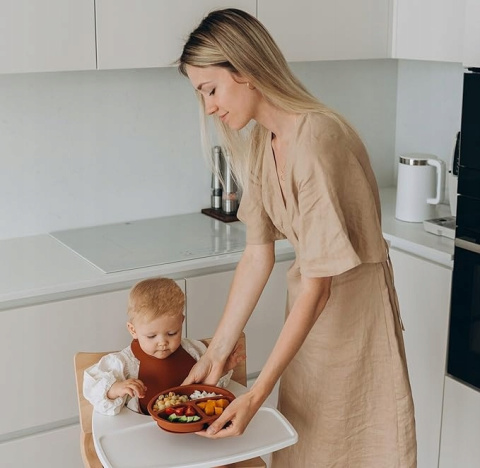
[216,399,229,408]
[174,407,185,416]
[204,401,216,416]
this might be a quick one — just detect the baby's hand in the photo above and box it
[107,379,147,400]
[224,341,246,373]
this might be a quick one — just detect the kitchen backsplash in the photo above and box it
[0,60,463,240]
[395,60,464,182]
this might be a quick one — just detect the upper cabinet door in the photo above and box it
[0,0,96,74]
[258,0,465,63]
[95,1,257,70]
[463,0,480,67]
[393,0,465,62]
[258,0,391,61]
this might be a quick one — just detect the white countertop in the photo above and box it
[380,188,454,267]
[0,221,293,310]
[0,187,454,309]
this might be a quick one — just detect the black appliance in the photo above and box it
[447,69,480,391]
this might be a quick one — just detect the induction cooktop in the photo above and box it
[50,213,246,273]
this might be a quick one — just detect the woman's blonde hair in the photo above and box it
[178,8,355,189]
[127,277,184,323]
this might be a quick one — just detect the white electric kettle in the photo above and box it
[395,153,445,223]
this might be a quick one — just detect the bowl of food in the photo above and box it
[147,384,235,433]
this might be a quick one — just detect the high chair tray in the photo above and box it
[92,382,297,468]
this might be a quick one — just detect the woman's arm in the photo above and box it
[182,242,275,386]
[198,273,332,438]
[250,274,332,401]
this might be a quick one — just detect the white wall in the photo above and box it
[296,59,464,202]
[292,59,399,187]
[0,67,210,241]
[394,60,464,196]
[0,59,463,240]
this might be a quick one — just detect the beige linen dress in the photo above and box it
[237,113,417,467]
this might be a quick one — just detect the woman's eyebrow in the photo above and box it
[196,81,211,90]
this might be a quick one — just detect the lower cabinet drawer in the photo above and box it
[0,288,132,436]
[0,424,83,468]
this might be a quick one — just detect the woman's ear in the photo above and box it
[232,71,255,88]
[127,321,137,339]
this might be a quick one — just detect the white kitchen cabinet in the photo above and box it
[0,0,96,75]
[389,248,452,468]
[463,0,480,67]
[0,287,134,437]
[185,260,290,377]
[392,0,465,62]
[258,0,391,61]
[95,0,257,70]
[258,0,465,63]
[0,279,185,464]
[0,425,83,468]
[439,376,480,468]
[0,279,186,438]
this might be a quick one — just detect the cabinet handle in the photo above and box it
[455,238,480,254]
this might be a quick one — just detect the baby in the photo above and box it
[84,277,243,416]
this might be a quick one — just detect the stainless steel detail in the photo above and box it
[222,150,238,214]
[399,156,431,166]
[222,198,238,214]
[455,238,480,254]
[211,146,223,210]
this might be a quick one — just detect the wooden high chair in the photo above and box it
[74,332,266,468]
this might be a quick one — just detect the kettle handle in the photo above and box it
[427,159,445,205]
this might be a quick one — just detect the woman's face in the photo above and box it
[186,65,259,130]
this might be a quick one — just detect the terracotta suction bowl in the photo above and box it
[147,384,235,434]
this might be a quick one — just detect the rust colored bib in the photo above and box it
[131,339,197,414]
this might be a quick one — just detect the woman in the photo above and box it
[179,8,417,467]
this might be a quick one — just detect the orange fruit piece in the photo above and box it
[214,407,223,415]
[216,399,229,408]
[205,401,215,416]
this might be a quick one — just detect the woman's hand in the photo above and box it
[107,379,146,400]
[183,339,245,386]
[181,352,226,386]
[223,340,246,373]
[194,390,263,439]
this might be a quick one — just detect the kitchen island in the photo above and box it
[0,187,454,468]
[0,187,453,309]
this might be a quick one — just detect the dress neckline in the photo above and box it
[268,134,286,207]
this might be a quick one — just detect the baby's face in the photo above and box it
[128,313,184,359]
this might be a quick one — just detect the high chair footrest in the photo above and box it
[229,456,266,468]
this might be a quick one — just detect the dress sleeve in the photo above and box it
[294,118,385,278]
[237,171,285,244]
[83,348,136,416]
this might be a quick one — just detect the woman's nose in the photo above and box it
[205,98,218,115]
